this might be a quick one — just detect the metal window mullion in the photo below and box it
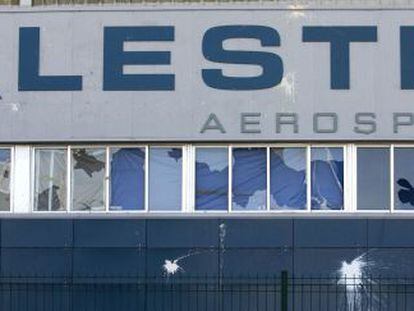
[228,146,232,213]
[306,145,311,212]
[181,145,187,213]
[10,147,15,213]
[350,144,358,212]
[189,144,196,212]
[343,145,350,212]
[67,146,71,212]
[145,145,149,212]
[33,148,40,212]
[266,147,270,211]
[105,146,110,212]
[391,144,394,212]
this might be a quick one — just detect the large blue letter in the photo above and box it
[401,26,414,90]
[19,27,82,91]
[103,26,174,91]
[202,25,283,90]
[303,26,377,90]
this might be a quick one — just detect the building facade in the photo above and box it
[0,1,413,309]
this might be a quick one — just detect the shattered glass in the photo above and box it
[270,148,307,210]
[232,148,267,211]
[311,147,343,210]
[72,148,105,211]
[195,148,228,211]
[395,148,414,210]
[34,149,66,211]
[0,149,11,211]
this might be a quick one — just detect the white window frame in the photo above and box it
[31,146,68,213]
[27,142,414,216]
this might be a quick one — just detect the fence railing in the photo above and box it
[0,272,413,310]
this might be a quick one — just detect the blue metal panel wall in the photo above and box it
[0,218,411,277]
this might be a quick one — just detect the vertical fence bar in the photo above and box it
[281,271,288,311]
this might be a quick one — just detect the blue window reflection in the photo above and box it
[395,148,414,210]
[270,148,307,210]
[311,147,343,210]
[110,148,145,211]
[149,148,182,211]
[195,148,228,211]
[232,148,267,211]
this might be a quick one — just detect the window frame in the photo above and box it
[309,144,347,213]
[193,145,231,214]
[32,142,414,215]
[147,145,185,213]
[391,144,414,214]
[31,146,68,213]
[0,146,14,213]
[354,144,392,214]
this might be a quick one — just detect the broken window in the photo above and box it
[110,148,145,211]
[270,148,307,210]
[311,147,344,210]
[394,148,414,210]
[71,148,106,211]
[232,148,267,211]
[195,148,228,211]
[34,149,66,211]
[149,148,182,211]
[0,149,11,211]
[357,147,390,210]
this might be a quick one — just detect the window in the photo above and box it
[0,149,11,211]
[34,148,66,211]
[232,147,267,211]
[71,148,106,211]
[357,147,390,210]
[110,147,145,211]
[195,147,228,211]
[311,147,344,210]
[394,147,414,210]
[33,143,414,214]
[270,147,307,210]
[149,147,182,211]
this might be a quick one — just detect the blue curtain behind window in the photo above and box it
[270,148,307,210]
[110,148,145,210]
[149,148,182,211]
[195,148,228,210]
[311,148,344,210]
[232,148,267,210]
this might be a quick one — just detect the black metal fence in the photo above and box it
[0,273,413,310]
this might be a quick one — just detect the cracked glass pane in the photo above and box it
[195,148,228,211]
[232,148,267,211]
[311,147,343,210]
[72,148,105,211]
[270,148,307,210]
[394,148,414,210]
[34,149,66,211]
